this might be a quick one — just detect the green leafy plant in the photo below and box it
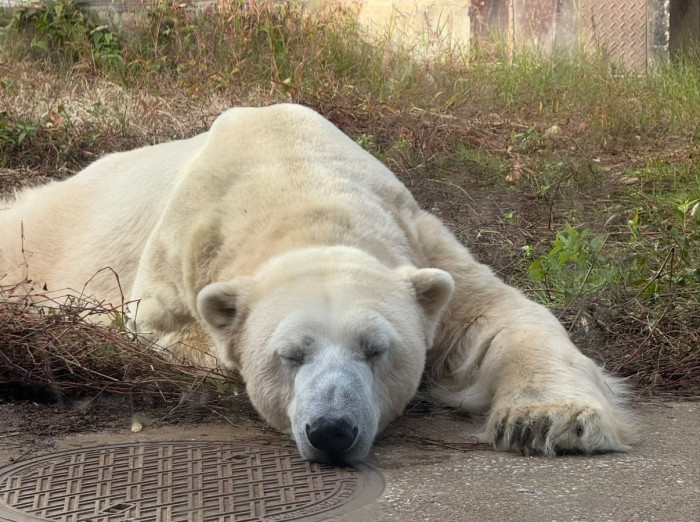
[0,112,38,149]
[355,133,377,151]
[7,0,121,69]
[527,223,608,302]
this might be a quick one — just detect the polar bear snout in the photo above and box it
[305,417,359,455]
[294,396,376,465]
[290,351,380,465]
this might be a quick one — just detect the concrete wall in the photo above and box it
[65,0,471,52]
[304,0,471,50]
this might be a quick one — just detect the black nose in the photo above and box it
[305,417,358,454]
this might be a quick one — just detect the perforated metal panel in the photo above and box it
[0,442,384,521]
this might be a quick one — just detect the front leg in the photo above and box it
[439,315,634,456]
[416,212,634,455]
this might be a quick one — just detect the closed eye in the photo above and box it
[359,337,387,360]
[278,348,306,365]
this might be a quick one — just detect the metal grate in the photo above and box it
[0,442,384,521]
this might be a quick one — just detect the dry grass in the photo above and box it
[0,283,244,407]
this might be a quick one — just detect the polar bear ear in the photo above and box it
[398,267,455,322]
[197,279,253,335]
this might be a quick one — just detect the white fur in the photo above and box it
[0,104,633,462]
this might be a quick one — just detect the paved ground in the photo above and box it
[0,401,697,521]
[348,401,700,522]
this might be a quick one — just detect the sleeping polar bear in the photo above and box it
[0,104,633,463]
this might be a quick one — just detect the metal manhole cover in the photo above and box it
[0,441,384,521]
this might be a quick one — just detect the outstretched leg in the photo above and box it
[416,212,634,455]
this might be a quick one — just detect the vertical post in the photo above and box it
[649,0,671,67]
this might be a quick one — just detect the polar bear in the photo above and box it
[0,104,633,463]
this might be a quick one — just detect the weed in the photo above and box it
[4,0,121,70]
[355,133,377,151]
[503,211,517,223]
[453,145,509,181]
[0,113,38,149]
[510,126,544,154]
[527,223,609,302]
[0,112,40,166]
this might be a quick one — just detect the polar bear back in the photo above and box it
[0,133,207,301]
[129,104,426,311]
[1,105,423,307]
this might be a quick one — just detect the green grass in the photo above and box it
[0,0,698,396]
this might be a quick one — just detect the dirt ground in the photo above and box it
[0,398,697,521]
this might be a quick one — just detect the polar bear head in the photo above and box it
[197,246,454,464]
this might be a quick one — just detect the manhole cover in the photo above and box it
[0,441,384,521]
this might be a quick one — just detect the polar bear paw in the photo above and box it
[486,399,633,457]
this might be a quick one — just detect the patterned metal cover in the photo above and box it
[0,441,384,521]
[579,0,650,69]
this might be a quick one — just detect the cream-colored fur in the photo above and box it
[0,104,633,462]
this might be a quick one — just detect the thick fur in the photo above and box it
[0,104,633,462]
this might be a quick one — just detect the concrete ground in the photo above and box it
[0,401,697,521]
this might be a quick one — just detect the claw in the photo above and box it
[540,417,552,437]
[510,421,522,451]
[532,417,553,455]
[488,400,630,456]
[518,422,534,455]
[494,419,506,447]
